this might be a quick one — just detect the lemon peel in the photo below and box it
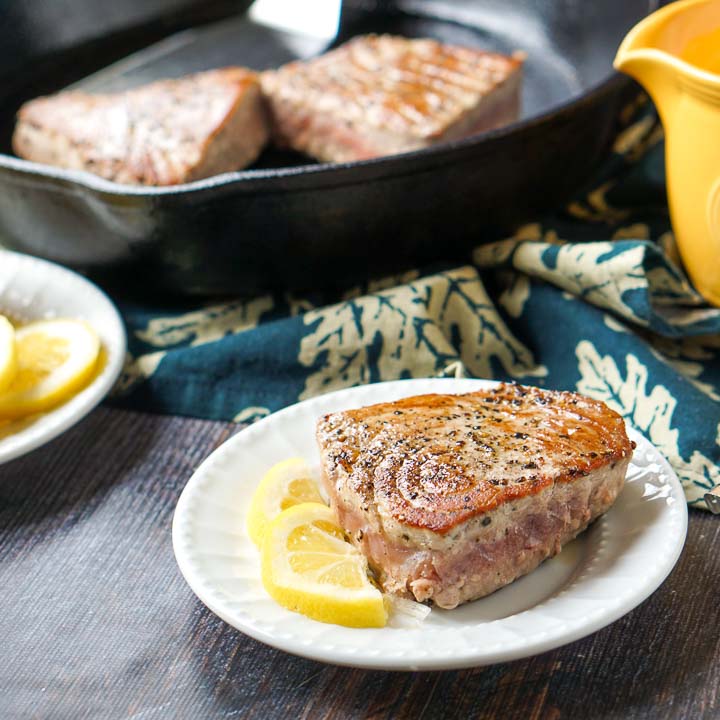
[247,457,325,547]
[0,319,100,419]
[0,316,17,394]
[260,502,387,628]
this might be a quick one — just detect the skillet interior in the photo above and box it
[1,0,653,169]
[0,0,658,295]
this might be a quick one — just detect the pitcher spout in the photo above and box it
[614,15,681,121]
[615,0,720,113]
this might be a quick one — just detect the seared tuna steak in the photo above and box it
[316,383,633,609]
[13,68,268,185]
[262,34,524,163]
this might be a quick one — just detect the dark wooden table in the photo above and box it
[1,406,718,720]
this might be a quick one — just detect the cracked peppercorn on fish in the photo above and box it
[316,383,634,609]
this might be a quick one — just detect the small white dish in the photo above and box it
[0,249,126,464]
[173,378,688,671]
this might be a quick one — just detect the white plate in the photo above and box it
[0,249,126,464]
[173,378,688,671]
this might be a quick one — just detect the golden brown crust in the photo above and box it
[316,383,633,534]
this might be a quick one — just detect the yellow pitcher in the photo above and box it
[615,0,720,306]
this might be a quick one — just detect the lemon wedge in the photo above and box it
[0,316,17,394]
[0,319,100,419]
[261,502,387,628]
[247,457,325,547]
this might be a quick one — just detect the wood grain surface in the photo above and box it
[1,407,718,720]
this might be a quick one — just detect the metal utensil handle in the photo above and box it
[705,486,720,514]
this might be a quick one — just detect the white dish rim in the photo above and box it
[0,249,126,464]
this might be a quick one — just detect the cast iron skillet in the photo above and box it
[0,0,658,296]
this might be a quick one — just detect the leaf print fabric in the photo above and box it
[111,97,720,510]
[576,340,718,505]
[298,267,546,400]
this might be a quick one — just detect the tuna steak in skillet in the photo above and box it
[13,67,268,185]
[262,34,524,163]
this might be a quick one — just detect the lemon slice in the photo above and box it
[247,457,325,547]
[0,316,17,394]
[0,319,100,419]
[261,502,387,628]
